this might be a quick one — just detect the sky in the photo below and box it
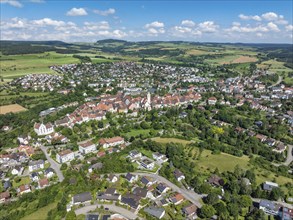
[1,0,293,43]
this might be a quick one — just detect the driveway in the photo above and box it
[284,145,293,166]
[40,146,64,182]
[75,204,139,219]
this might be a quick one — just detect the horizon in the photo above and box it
[1,1,293,43]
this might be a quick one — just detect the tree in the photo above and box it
[205,192,219,205]
[240,195,252,208]
[60,163,68,170]
[98,121,104,128]
[199,204,216,218]
[245,209,265,220]
[65,210,76,220]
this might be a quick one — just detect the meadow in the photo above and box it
[0,103,27,114]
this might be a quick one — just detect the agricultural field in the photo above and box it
[0,103,27,114]
[206,55,258,65]
[0,52,79,80]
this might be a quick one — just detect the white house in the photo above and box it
[125,173,138,183]
[208,97,217,105]
[78,141,96,155]
[129,150,142,159]
[174,169,185,182]
[140,158,155,170]
[45,168,54,178]
[108,174,118,183]
[34,123,54,136]
[152,152,168,163]
[99,136,125,149]
[56,149,75,163]
[11,166,24,176]
[28,160,44,172]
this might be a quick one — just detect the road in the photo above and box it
[268,75,283,88]
[40,146,64,182]
[75,204,139,219]
[129,172,203,208]
[284,145,293,166]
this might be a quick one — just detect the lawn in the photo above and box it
[151,137,192,146]
[124,129,150,138]
[0,104,27,114]
[20,202,57,220]
[12,176,31,188]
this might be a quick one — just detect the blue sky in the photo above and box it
[1,0,292,43]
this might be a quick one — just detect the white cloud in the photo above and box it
[267,22,280,32]
[198,21,219,33]
[285,24,293,31]
[239,14,262,21]
[181,20,195,27]
[262,12,278,21]
[226,24,269,33]
[29,0,45,3]
[145,21,165,28]
[93,8,115,16]
[0,0,22,8]
[84,21,110,30]
[256,33,263,37]
[32,18,66,27]
[66,8,87,16]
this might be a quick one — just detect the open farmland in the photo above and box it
[0,52,79,80]
[0,104,27,114]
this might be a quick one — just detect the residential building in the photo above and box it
[182,204,198,217]
[140,158,155,170]
[125,173,138,183]
[174,169,185,181]
[72,192,92,205]
[79,141,96,154]
[144,206,165,219]
[34,123,54,136]
[28,160,44,172]
[259,200,281,216]
[18,184,31,195]
[56,149,75,163]
[99,137,125,149]
[263,181,279,191]
[0,191,10,203]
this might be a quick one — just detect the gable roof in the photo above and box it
[73,192,92,203]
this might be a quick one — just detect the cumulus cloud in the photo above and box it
[239,14,262,21]
[267,22,280,32]
[66,8,87,16]
[0,0,22,8]
[198,21,219,33]
[262,12,278,21]
[285,24,293,31]
[93,8,115,16]
[181,20,195,27]
[145,21,164,28]
[84,21,110,30]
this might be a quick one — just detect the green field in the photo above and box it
[151,137,192,145]
[0,52,79,80]
[12,176,31,188]
[124,129,150,138]
[20,202,57,220]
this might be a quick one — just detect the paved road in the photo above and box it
[128,172,203,208]
[268,75,283,88]
[284,145,293,166]
[40,146,64,182]
[75,204,139,219]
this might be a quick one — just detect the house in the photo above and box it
[159,198,171,206]
[144,206,165,219]
[72,192,92,205]
[125,173,138,183]
[140,158,155,170]
[129,150,142,159]
[96,188,121,202]
[263,181,279,191]
[56,149,75,163]
[108,174,118,183]
[281,207,293,220]
[11,166,24,176]
[18,184,31,195]
[34,122,54,136]
[79,141,96,155]
[88,162,103,173]
[259,200,281,216]
[152,152,168,163]
[4,180,11,190]
[273,143,286,153]
[28,160,44,172]
[99,137,125,149]
[141,176,156,187]
[132,187,152,199]
[120,194,140,210]
[208,175,224,187]
[97,151,106,158]
[31,172,39,182]
[38,178,49,188]
[45,168,55,178]
[156,183,170,194]
[208,97,217,105]
[170,193,185,205]
[174,169,185,182]
[182,204,198,217]
[0,191,10,203]
[18,145,34,157]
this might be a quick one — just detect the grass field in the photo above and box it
[20,202,57,220]
[0,103,27,114]
[0,52,79,80]
[12,176,31,188]
[151,137,192,145]
[207,55,258,65]
[124,129,150,138]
